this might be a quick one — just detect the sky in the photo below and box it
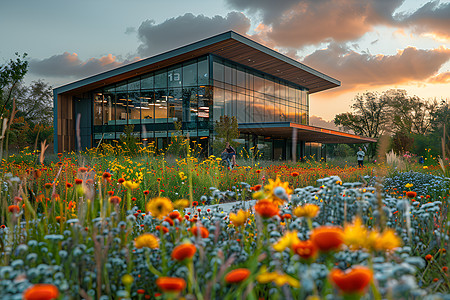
[1,0,449,125]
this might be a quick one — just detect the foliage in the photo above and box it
[0,53,28,118]
[213,115,239,155]
[166,121,186,158]
[118,125,141,157]
[334,91,389,158]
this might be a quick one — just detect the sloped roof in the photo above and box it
[54,31,340,95]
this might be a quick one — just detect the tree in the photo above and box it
[11,80,53,125]
[384,89,437,135]
[334,92,389,158]
[213,115,240,155]
[0,53,28,118]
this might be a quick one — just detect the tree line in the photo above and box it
[334,89,449,160]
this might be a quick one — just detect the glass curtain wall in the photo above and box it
[92,56,211,146]
[211,55,309,125]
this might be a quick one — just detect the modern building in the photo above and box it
[54,31,375,159]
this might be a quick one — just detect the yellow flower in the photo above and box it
[173,199,190,210]
[179,172,187,181]
[273,231,300,252]
[263,177,292,205]
[123,180,140,190]
[423,166,428,169]
[146,197,174,219]
[257,267,300,288]
[343,217,368,250]
[122,274,134,285]
[293,204,320,218]
[135,233,159,249]
[374,229,402,251]
[405,183,413,188]
[229,209,250,227]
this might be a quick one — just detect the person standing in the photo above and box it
[357,147,365,168]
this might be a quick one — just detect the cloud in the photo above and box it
[227,0,450,47]
[29,52,139,78]
[302,43,450,92]
[137,12,251,57]
[427,72,450,84]
[228,0,404,47]
[397,1,450,40]
[309,115,339,130]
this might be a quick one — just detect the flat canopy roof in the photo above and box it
[55,31,340,95]
[239,122,377,144]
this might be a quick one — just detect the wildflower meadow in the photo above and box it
[0,144,449,300]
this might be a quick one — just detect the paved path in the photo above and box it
[186,200,257,214]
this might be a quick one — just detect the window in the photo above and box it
[183,61,197,86]
[168,65,182,88]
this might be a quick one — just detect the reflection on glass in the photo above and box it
[168,65,182,88]
[94,93,103,125]
[141,91,154,124]
[183,62,197,86]
[155,89,168,122]
[198,56,209,85]
[213,87,224,122]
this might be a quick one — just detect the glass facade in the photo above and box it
[90,54,316,159]
[211,55,309,125]
[93,56,212,145]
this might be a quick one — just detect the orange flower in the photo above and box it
[66,182,73,188]
[8,205,20,214]
[155,226,169,234]
[425,254,433,261]
[171,243,197,261]
[189,226,209,238]
[250,184,262,191]
[254,199,279,218]
[109,196,122,205]
[292,240,318,260]
[44,183,53,190]
[23,284,59,300]
[164,217,174,226]
[406,191,417,198]
[256,170,261,174]
[291,171,299,177]
[225,268,251,284]
[118,178,125,184]
[310,226,344,252]
[156,277,186,293]
[75,179,83,185]
[329,266,373,295]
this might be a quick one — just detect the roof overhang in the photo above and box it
[54,31,340,96]
[239,122,377,144]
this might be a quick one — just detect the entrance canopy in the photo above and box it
[239,122,376,144]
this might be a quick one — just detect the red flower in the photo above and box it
[143,190,150,195]
[23,284,59,300]
[291,171,299,177]
[425,254,433,261]
[169,211,181,219]
[225,268,250,283]
[251,184,262,191]
[292,240,318,260]
[255,170,261,174]
[156,277,186,293]
[44,183,53,190]
[75,179,83,185]
[254,199,279,218]
[156,226,169,234]
[109,196,122,205]
[8,205,20,214]
[189,226,209,238]
[310,226,344,252]
[329,266,373,295]
[192,201,198,207]
[171,243,197,261]
[78,167,88,173]
[107,191,114,196]
[102,172,112,181]
[66,182,73,188]
[406,191,417,198]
